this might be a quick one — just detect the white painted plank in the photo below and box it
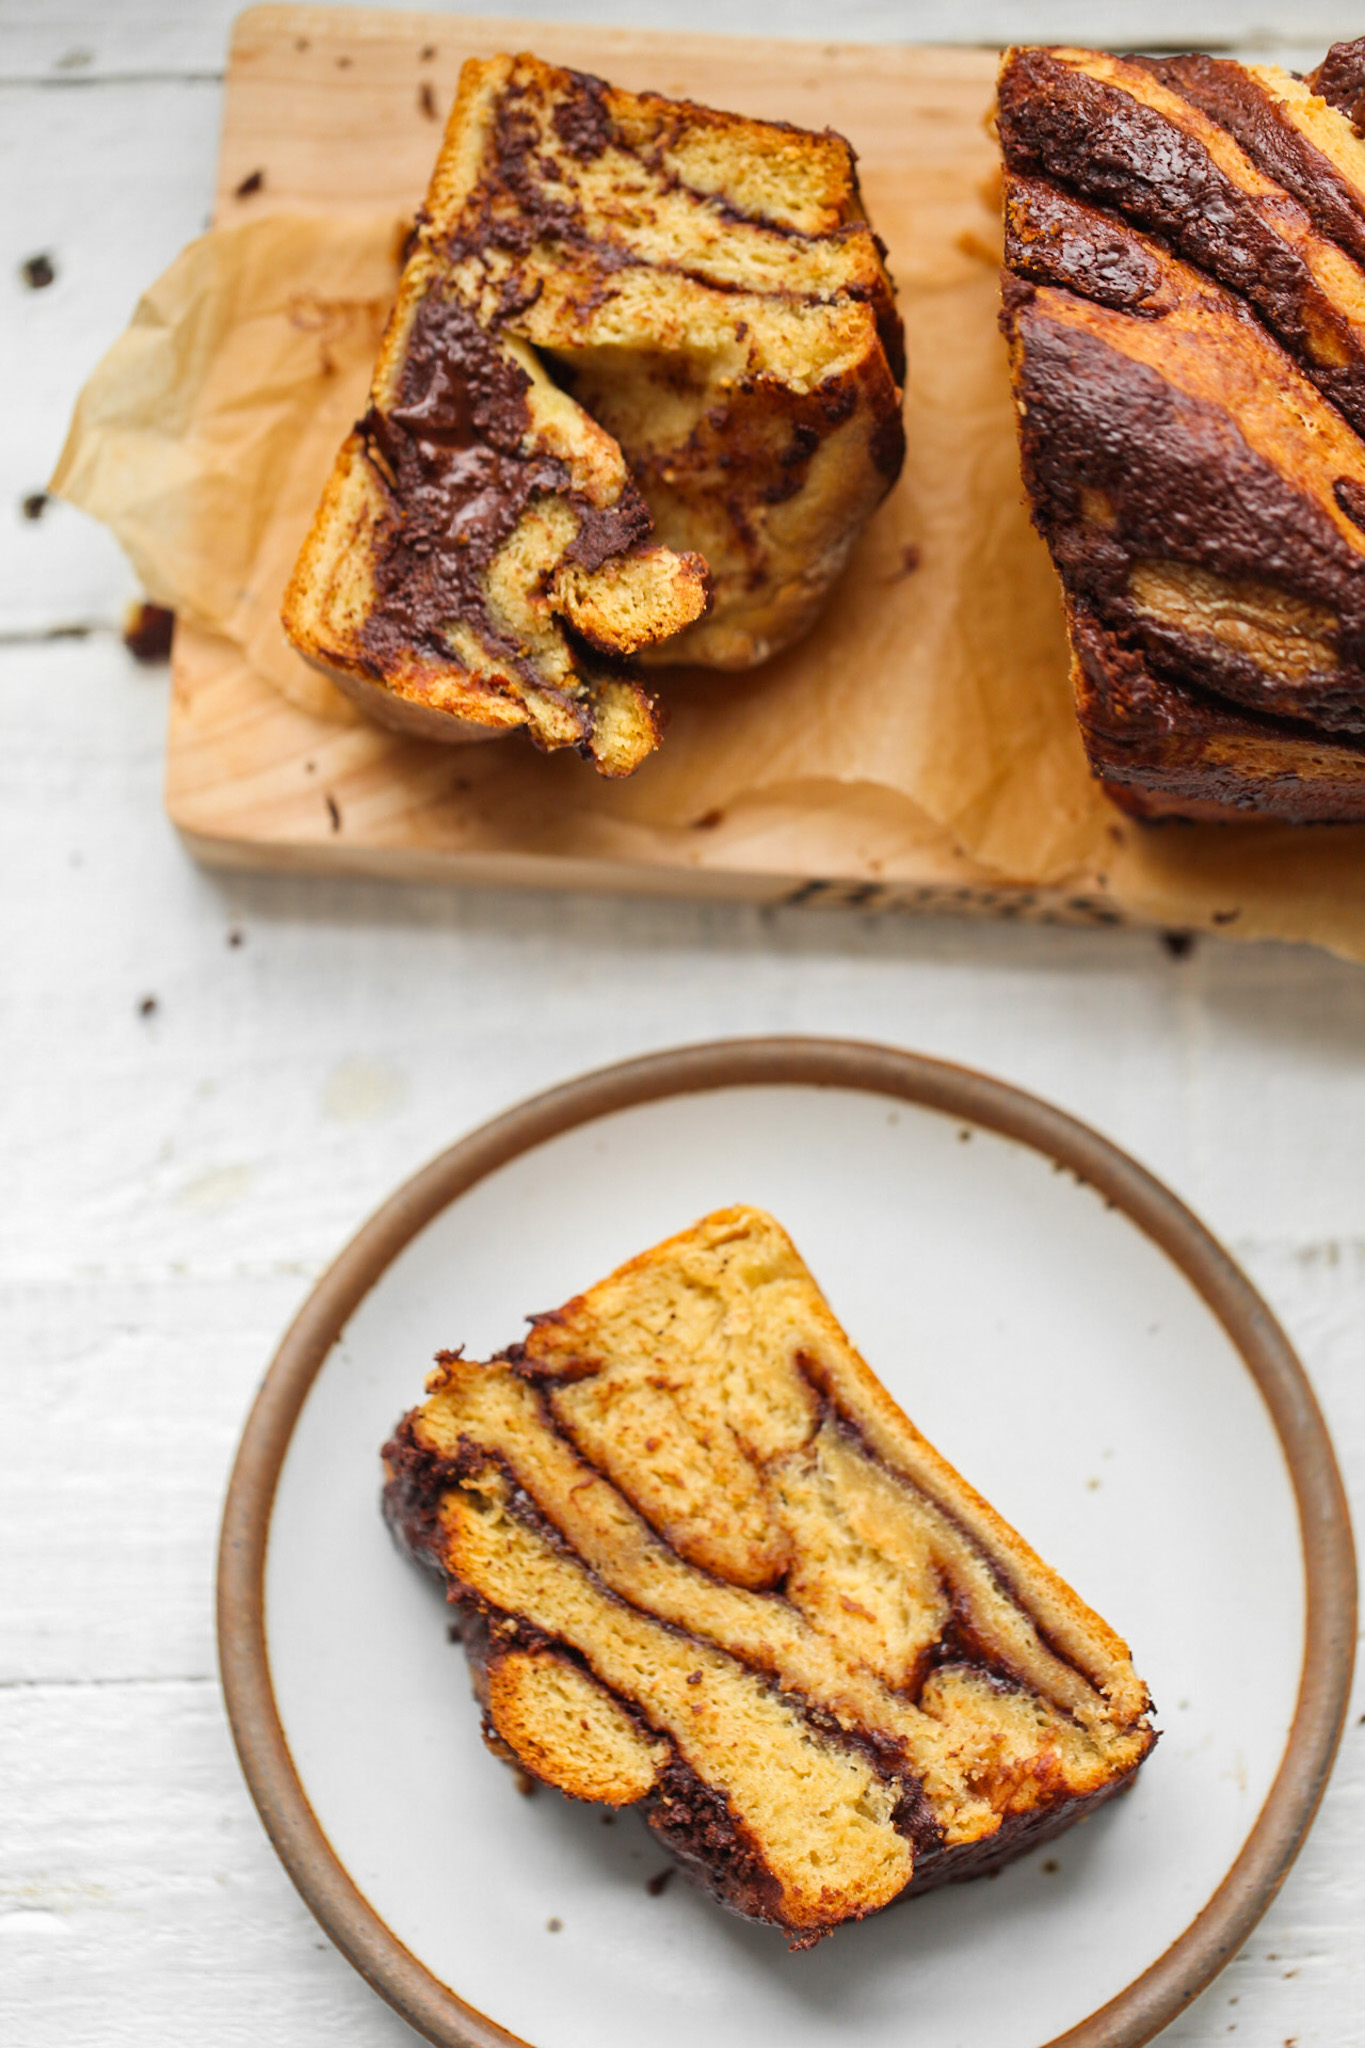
[0,1,1352,86]
[1,1654,1361,2046]
[9,645,1365,1291]
[0,1680,419,2045]
[0,1276,307,1686]
[0,79,221,634]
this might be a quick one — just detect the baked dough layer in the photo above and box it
[383,1206,1154,1944]
[284,53,905,773]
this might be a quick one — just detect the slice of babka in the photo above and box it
[284,54,905,771]
[383,1207,1155,1946]
[997,39,1365,820]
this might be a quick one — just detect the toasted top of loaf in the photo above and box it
[284,52,905,766]
[997,37,1365,818]
[384,1206,1153,1942]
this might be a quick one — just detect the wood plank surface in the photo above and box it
[165,7,1099,913]
[167,4,1047,909]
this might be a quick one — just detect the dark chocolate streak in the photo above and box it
[357,290,653,729]
[381,1409,1148,1937]
[997,49,1365,437]
[795,1364,1113,1709]
[1006,292,1365,730]
[359,295,572,705]
[511,1334,1113,1713]
[522,1343,1125,1738]
[1069,600,1365,820]
[1004,176,1173,316]
[450,66,872,290]
[1141,52,1365,273]
[1308,37,1365,129]
[428,1549,798,1935]
[384,1411,941,1829]
[381,1423,918,1942]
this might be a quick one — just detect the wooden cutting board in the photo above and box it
[167,4,1122,924]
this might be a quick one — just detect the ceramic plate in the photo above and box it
[219,1039,1355,2048]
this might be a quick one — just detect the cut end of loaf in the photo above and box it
[382,1205,1154,1943]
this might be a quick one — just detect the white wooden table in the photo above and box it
[3,4,1362,2042]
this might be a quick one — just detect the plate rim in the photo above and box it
[217,1035,1356,2048]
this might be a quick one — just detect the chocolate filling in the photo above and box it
[1308,37,1365,130]
[997,49,1365,437]
[1069,599,1365,822]
[358,290,654,727]
[1141,52,1365,273]
[1005,293,1365,730]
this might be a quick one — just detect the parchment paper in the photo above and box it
[51,206,1365,959]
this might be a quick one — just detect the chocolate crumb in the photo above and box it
[138,995,158,1018]
[227,927,245,949]
[646,1868,676,1896]
[418,81,438,120]
[1041,1858,1060,1874]
[600,1811,616,1825]
[420,44,437,61]
[324,791,342,832]
[446,1621,463,1643]
[234,168,265,199]
[693,808,724,830]
[1161,929,1197,960]
[1334,476,1365,532]
[21,253,55,290]
[21,492,47,521]
[123,602,175,663]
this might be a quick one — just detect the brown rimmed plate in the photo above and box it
[218,1038,1355,2048]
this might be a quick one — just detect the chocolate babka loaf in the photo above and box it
[998,39,1365,819]
[383,1207,1155,1945]
[284,53,904,773]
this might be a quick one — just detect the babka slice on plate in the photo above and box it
[284,52,905,773]
[383,1206,1155,1946]
[997,38,1365,819]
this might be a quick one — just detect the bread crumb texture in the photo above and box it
[284,54,903,774]
[383,1206,1154,1941]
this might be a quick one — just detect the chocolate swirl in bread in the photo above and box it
[284,54,904,774]
[383,1207,1154,1946]
[998,39,1365,820]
